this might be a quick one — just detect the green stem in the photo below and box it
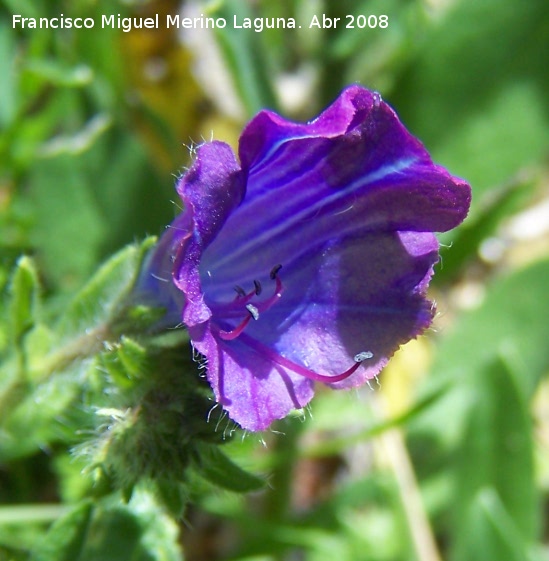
[264,419,303,522]
[36,323,112,381]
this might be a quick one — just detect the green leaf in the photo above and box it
[31,491,182,561]
[78,506,143,561]
[28,154,107,290]
[0,366,84,461]
[452,355,537,544]
[57,237,156,342]
[434,175,534,284]
[8,255,40,348]
[432,82,549,203]
[99,337,147,389]
[31,501,93,561]
[1,0,43,19]
[410,259,549,554]
[195,443,265,493]
[38,114,111,157]
[155,480,187,519]
[453,489,536,561]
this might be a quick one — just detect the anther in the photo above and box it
[270,264,282,280]
[245,304,259,321]
[253,280,262,295]
[234,285,246,297]
[354,351,373,362]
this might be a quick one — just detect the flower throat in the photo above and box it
[214,265,373,383]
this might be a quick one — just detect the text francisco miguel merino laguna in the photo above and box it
[12,13,331,32]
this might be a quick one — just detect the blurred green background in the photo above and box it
[1,0,548,560]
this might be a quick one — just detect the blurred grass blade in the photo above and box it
[0,19,17,128]
[452,354,537,552]
[453,488,536,561]
[213,0,279,115]
[24,59,94,88]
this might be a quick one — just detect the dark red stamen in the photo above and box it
[253,280,262,295]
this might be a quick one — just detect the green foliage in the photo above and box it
[213,0,279,115]
[30,493,182,561]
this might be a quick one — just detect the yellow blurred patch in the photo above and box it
[119,0,208,172]
[381,338,433,416]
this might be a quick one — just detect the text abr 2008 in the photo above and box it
[346,15,389,28]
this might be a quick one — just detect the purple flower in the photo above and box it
[145,85,471,431]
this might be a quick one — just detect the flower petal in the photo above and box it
[240,230,438,389]
[172,141,245,326]
[201,86,470,292]
[189,323,314,431]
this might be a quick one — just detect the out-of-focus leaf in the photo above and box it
[27,154,107,290]
[195,443,265,493]
[31,491,182,561]
[155,480,187,519]
[392,0,549,205]
[432,83,548,204]
[38,114,111,157]
[0,19,17,128]
[452,356,537,544]
[0,366,84,461]
[84,133,171,255]
[334,0,425,95]
[213,0,279,115]
[31,501,93,561]
[414,258,549,449]
[9,256,40,347]
[1,0,43,19]
[77,506,143,561]
[453,489,536,561]
[24,59,93,88]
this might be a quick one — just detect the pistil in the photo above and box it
[239,332,374,383]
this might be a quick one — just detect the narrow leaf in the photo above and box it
[453,488,535,561]
[213,0,278,115]
[452,355,537,544]
[9,256,40,347]
[195,443,265,493]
